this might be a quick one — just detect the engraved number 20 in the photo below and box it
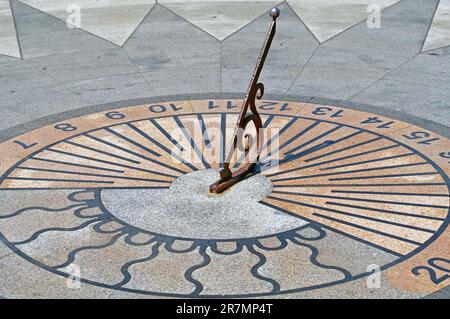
[412,257,450,285]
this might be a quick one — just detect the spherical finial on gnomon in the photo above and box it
[270,7,280,19]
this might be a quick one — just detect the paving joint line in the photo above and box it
[120,2,158,48]
[14,0,120,49]
[34,68,96,107]
[420,0,441,52]
[122,50,158,97]
[8,0,24,59]
[285,45,320,94]
[156,2,220,42]
[307,0,406,46]
[347,0,440,99]
[219,41,223,93]
[348,53,418,101]
[284,0,320,43]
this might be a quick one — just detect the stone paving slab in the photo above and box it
[423,0,450,52]
[19,0,157,46]
[159,0,281,41]
[353,46,450,126]
[287,0,438,100]
[30,49,142,85]
[2,84,88,118]
[125,5,221,96]
[0,253,115,298]
[0,54,18,63]
[64,73,154,106]
[11,0,115,59]
[0,108,29,131]
[286,0,401,43]
[0,66,58,93]
[0,0,21,58]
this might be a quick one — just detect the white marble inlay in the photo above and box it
[19,0,156,45]
[0,0,20,58]
[423,0,450,52]
[287,0,400,42]
[159,0,280,40]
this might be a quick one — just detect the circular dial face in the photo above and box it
[0,99,449,298]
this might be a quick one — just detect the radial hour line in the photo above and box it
[277,121,321,153]
[127,122,174,153]
[15,166,172,183]
[30,156,126,174]
[127,122,193,171]
[307,205,436,233]
[265,195,422,247]
[285,129,360,157]
[259,140,336,170]
[267,143,401,178]
[326,201,447,221]
[329,171,440,182]
[320,152,416,171]
[104,127,161,157]
[271,162,430,182]
[173,116,211,169]
[313,139,399,163]
[149,118,183,151]
[331,190,450,197]
[320,201,435,233]
[263,115,275,128]
[258,120,320,163]
[260,117,298,155]
[0,186,170,191]
[196,114,212,149]
[260,128,361,164]
[45,148,183,177]
[64,141,141,164]
[83,133,188,175]
[148,118,199,172]
[84,133,162,165]
[268,140,397,176]
[305,136,384,163]
[272,183,447,188]
[311,212,423,246]
[284,124,343,155]
[5,177,115,184]
[262,145,361,176]
[271,190,450,209]
[259,200,404,258]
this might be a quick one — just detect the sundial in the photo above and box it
[0,8,449,298]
